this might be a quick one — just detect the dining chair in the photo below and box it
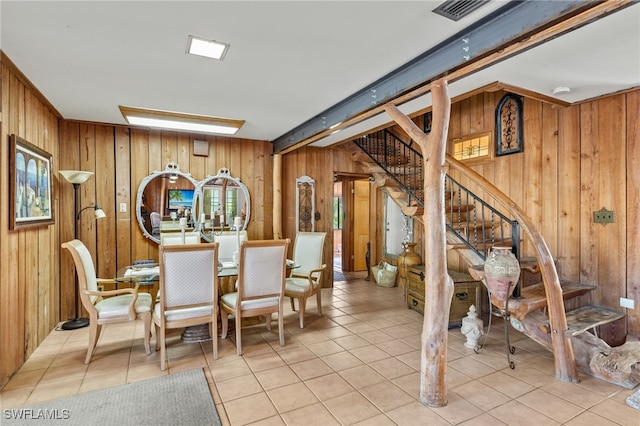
[61,239,153,364]
[153,243,219,370]
[213,230,247,261]
[219,239,290,355]
[150,212,161,236]
[160,231,201,245]
[284,232,327,328]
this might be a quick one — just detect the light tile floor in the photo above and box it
[2,275,638,425]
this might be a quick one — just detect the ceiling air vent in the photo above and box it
[432,0,490,22]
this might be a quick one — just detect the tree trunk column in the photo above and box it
[384,78,453,407]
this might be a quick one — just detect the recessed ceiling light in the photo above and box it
[186,35,229,60]
[119,106,244,135]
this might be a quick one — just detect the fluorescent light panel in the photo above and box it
[187,35,229,60]
[119,106,244,135]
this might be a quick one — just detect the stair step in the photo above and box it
[563,305,626,336]
[502,280,596,320]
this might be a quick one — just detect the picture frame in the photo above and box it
[495,93,524,156]
[9,134,54,229]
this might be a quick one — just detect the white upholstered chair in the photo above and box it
[213,230,247,261]
[220,239,290,355]
[153,243,219,370]
[284,232,327,328]
[61,239,153,364]
[160,231,201,245]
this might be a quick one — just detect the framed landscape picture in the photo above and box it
[9,134,54,229]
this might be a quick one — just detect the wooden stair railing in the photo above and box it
[352,131,638,388]
[445,154,579,383]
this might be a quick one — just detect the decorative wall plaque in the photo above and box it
[495,93,523,156]
[296,175,315,232]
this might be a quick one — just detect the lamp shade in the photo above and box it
[59,170,94,185]
[94,206,106,219]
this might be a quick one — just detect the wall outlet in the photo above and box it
[120,203,127,213]
[620,297,635,309]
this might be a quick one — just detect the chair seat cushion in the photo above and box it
[220,292,279,311]
[153,304,214,322]
[285,277,317,294]
[95,293,152,319]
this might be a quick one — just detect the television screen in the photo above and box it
[167,189,194,210]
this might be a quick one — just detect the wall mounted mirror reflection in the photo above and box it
[383,191,413,258]
[136,162,199,244]
[194,167,250,243]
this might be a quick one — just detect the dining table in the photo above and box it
[114,259,294,343]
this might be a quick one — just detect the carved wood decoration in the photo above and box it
[384,77,452,407]
[296,175,315,232]
[496,93,523,156]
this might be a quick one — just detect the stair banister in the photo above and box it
[445,154,580,383]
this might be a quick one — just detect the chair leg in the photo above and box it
[290,297,296,312]
[220,310,229,338]
[159,326,167,371]
[265,313,272,331]
[316,287,323,318]
[212,312,218,361]
[235,313,243,356]
[298,297,307,329]
[154,323,160,351]
[142,313,151,355]
[278,306,285,347]
[84,322,101,365]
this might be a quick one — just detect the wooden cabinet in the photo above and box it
[406,265,482,327]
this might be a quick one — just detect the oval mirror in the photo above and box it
[136,162,199,244]
[194,167,250,242]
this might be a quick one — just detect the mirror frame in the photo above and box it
[135,162,199,244]
[195,167,250,242]
[135,164,251,245]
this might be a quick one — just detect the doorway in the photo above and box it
[333,176,370,279]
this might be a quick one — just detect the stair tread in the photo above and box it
[563,305,626,336]
[504,280,596,319]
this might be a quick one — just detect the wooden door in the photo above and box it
[353,179,370,271]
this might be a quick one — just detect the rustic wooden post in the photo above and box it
[384,78,453,407]
[273,153,283,239]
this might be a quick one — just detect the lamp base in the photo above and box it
[61,317,90,330]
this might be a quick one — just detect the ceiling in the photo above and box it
[1,1,638,152]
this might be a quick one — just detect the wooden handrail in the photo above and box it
[445,154,579,382]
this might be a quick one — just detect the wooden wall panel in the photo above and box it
[1,61,60,387]
[557,106,581,280]
[540,102,559,259]
[626,90,640,332]
[596,95,627,309]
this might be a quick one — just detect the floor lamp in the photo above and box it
[59,170,106,330]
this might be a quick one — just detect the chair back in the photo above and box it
[150,212,161,234]
[292,232,326,277]
[238,239,289,302]
[160,231,201,245]
[159,243,219,310]
[214,230,247,260]
[61,239,99,307]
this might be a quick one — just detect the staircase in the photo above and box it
[351,129,638,389]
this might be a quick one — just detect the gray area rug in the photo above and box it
[627,388,640,411]
[4,369,221,425]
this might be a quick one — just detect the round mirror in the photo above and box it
[136,162,198,244]
[195,167,250,242]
